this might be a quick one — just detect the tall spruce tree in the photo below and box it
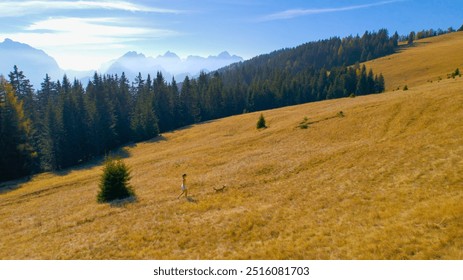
[114,73,132,144]
[85,73,117,155]
[131,73,159,141]
[8,66,35,124]
[154,72,175,132]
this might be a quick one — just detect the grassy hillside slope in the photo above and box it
[1,34,463,260]
[363,32,463,90]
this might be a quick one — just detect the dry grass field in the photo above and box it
[363,32,463,90]
[1,34,463,260]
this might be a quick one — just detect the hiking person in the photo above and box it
[178,173,188,199]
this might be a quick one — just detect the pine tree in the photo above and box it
[36,76,59,171]
[8,66,41,172]
[8,66,35,119]
[374,73,386,93]
[57,76,89,168]
[37,74,57,110]
[256,113,267,129]
[180,76,200,125]
[97,157,134,203]
[0,77,35,181]
[356,65,368,95]
[170,77,181,128]
[85,73,117,155]
[8,66,34,99]
[408,31,415,45]
[154,72,175,132]
[42,98,64,170]
[131,95,159,141]
[316,69,328,100]
[367,69,375,93]
[114,73,132,144]
[131,73,159,141]
[204,72,224,119]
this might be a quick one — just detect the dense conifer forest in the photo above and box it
[0,29,397,182]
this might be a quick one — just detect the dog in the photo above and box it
[213,185,227,193]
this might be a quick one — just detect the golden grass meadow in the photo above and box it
[1,33,463,260]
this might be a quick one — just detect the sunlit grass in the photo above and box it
[363,32,463,91]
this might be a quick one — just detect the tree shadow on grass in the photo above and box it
[53,134,169,177]
[0,146,132,195]
[186,196,198,203]
[0,177,29,194]
[146,134,168,143]
[51,146,132,177]
[0,135,170,194]
[396,41,432,53]
[109,196,137,208]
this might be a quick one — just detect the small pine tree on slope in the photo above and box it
[97,157,135,203]
[256,113,267,129]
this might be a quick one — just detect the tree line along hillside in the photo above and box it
[0,29,396,182]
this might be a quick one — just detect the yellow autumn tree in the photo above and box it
[0,76,35,181]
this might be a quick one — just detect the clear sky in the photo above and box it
[0,0,461,71]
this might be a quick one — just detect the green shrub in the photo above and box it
[403,85,409,91]
[256,113,267,129]
[97,157,135,203]
[298,123,309,129]
[298,117,309,129]
[450,68,460,79]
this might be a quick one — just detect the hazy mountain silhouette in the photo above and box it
[0,38,95,88]
[0,38,243,87]
[104,51,167,81]
[0,38,63,88]
[104,50,243,82]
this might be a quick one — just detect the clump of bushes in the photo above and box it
[256,113,267,129]
[298,117,309,129]
[448,68,461,79]
[403,85,409,91]
[97,157,135,203]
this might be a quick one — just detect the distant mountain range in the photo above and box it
[102,50,243,82]
[0,38,243,88]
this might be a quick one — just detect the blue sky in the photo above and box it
[0,0,461,70]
